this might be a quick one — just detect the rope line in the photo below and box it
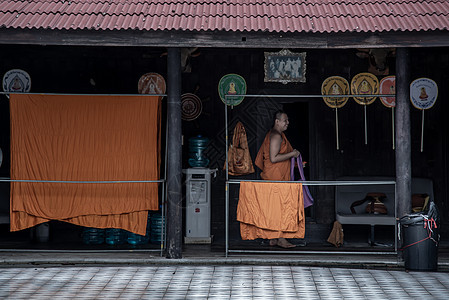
[0,178,164,184]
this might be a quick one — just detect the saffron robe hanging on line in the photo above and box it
[9,94,161,235]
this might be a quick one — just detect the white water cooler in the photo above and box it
[184,168,217,244]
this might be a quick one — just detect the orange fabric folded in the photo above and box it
[237,181,304,240]
[10,94,161,235]
[255,132,292,181]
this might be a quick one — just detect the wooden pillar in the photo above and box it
[166,47,183,259]
[395,47,412,220]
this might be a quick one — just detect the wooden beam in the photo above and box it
[166,47,183,259]
[395,47,412,221]
[1,28,449,49]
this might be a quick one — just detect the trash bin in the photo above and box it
[400,201,439,271]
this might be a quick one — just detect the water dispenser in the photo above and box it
[183,168,217,244]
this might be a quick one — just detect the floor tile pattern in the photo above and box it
[0,265,448,299]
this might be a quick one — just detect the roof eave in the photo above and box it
[0,28,448,49]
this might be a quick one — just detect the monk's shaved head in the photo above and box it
[273,109,286,126]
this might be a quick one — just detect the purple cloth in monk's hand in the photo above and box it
[291,155,314,208]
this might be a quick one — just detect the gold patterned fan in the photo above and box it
[351,73,379,105]
[351,73,379,144]
[322,76,350,149]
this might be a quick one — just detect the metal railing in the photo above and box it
[1,92,168,255]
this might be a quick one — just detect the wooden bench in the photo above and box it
[335,176,434,246]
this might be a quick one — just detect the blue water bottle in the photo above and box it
[82,227,105,245]
[127,213,151,245]
[150,212,165,244]
[105,228,127,245]
[188,135,210,167]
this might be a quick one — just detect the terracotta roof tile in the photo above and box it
[0,0,448,33]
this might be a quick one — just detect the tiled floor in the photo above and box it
[0,265,448,299]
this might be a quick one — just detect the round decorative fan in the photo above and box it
[410,77,438,152]
[2,69,31,92]
[351,72,379,105]
[379,76,396,149]
[350,72,380,145]
[218,74,247,106]
[321,76,350,108]
[410,78,438,110]
[379,76,396,108]
[138,73,166,95]
[321,76,350,150]
[181,93,202,121]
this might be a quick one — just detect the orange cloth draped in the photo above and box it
[237,182,304,239]
[255,132,292,181]
[9,94,161,235]
[238,132,305,240]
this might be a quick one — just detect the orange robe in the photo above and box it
[9,94,161,236]
[237,132,305,240]
[255,132,292,181]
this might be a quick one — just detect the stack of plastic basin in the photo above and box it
[150,212,165,244]
[127,213,151,245]
[82,227,105,245]
[105,228,127,245]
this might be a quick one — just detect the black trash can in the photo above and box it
[400,201,439,271]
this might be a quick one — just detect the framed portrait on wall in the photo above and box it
[264,49,306,84]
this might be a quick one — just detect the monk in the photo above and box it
[254,110,301,248]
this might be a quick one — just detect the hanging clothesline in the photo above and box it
[0,91,167,97]
[0,178,165,183]
[228,179,395,186]
[224,94,395,99]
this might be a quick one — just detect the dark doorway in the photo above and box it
[282,102,314,219]
[282,102,309,173]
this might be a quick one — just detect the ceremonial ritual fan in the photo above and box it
[351,72,379,144]
[2,69,31,99]
[181,93,202,121]
[410,78,438,152]
[218,74,247,107]
[379,76,396,149]
[321,76,350,150]
[138,73,166,96]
